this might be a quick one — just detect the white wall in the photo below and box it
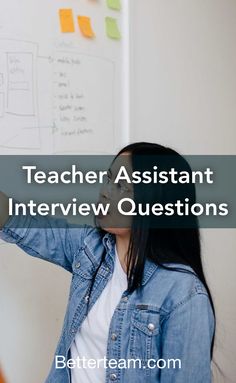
[0,245,71,382]
[130,1,236,382]
[130,0,236,154]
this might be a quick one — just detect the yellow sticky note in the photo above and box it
[59,9,75,33]
[78,16,95,38]
[107,0,121,11]
[105,17,121,40]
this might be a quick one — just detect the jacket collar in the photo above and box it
[102,232,158,286]
[102,232,115,251]
[142,259,159,285]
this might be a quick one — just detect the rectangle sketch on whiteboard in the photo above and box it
[7,52,34,115]
[0,39,40,150]
[52,52,115,153]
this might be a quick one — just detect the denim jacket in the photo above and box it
[0,215,215,383]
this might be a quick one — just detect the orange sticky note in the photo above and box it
[0,367,6,383]
[59,9,75,33]
[78,16,95,38]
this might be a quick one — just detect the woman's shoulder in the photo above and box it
[147,262,211,315]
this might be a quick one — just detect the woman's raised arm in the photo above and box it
[0,191,90,273]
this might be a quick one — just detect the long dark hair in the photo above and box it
[118,142,215,356]
[88,142,216,357]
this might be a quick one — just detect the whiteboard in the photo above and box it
[0,1,131,382]
[0,0,130,154]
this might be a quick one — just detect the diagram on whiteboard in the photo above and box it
[0,40,40,150]
[0,39,115,153]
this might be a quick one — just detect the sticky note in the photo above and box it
[0,367,6,383]
[59,9,75,33]
[105,17,121,40]
[107,0,121,11]
[78,16,95,38]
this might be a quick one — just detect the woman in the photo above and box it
[0,142,215,383]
